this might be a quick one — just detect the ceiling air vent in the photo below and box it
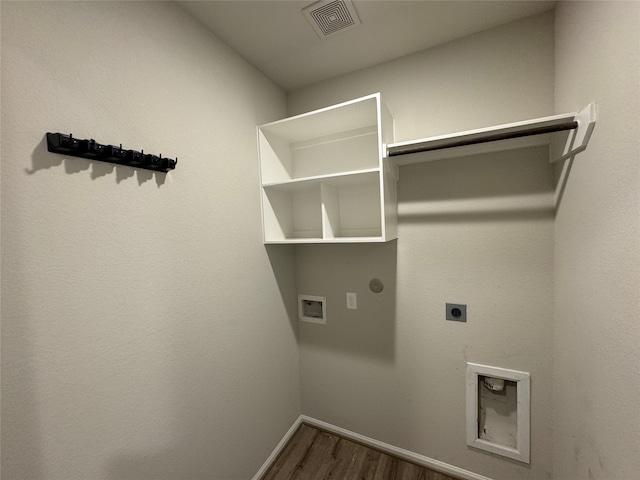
[303,0,361,38]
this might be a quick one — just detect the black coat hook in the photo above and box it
[46,133,177,173]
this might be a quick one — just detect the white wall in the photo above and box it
[290,12,555,480]
[553,2,640,479]
[0,2,299,479]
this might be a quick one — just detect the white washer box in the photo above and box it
[298,294,327,324]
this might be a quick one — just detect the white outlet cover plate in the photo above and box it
[346,292,357,309]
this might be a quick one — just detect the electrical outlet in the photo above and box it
[346,292,357,310]
[446,303,467,322]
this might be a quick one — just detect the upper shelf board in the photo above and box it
[387,104,596,165]
[259,93,381,144]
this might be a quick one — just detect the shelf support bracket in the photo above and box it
[550,103,597,163]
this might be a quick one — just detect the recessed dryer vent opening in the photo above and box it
[478,376,518,449]
[466,363,531,463]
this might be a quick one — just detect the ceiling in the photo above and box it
[178,0,556,92]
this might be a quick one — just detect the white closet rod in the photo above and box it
[387,121,577,157]
[386,104,596,164]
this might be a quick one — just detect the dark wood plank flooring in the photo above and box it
[262,424,462,480]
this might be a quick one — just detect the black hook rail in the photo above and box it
[46,133,177,173]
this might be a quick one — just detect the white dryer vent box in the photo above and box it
[466,363,531,464]
[303,0,361,38]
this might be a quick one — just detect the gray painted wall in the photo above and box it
[1,2,300,479]
[553,2,640,479]
[290,12,555,480]
[3,3,638,480]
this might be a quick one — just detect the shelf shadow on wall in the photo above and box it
[397,146,556,224]
[27,135,167,187]
[265,244,300,336]
[294,241,398,363]
[399,207,554,225]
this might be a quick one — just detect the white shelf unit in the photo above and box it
[258,93,395,244]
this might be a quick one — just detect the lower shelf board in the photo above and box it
[261,423,462,480]
[264,237,386,244]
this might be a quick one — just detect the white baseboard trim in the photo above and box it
[301,416,493,480]
[253,414,493,480]
[251,416,303,480]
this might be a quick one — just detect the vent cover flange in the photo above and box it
[303,0,361,38]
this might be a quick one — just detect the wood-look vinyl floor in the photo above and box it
[262,424,463,480]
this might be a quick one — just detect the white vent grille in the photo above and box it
[303,0,361,38]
